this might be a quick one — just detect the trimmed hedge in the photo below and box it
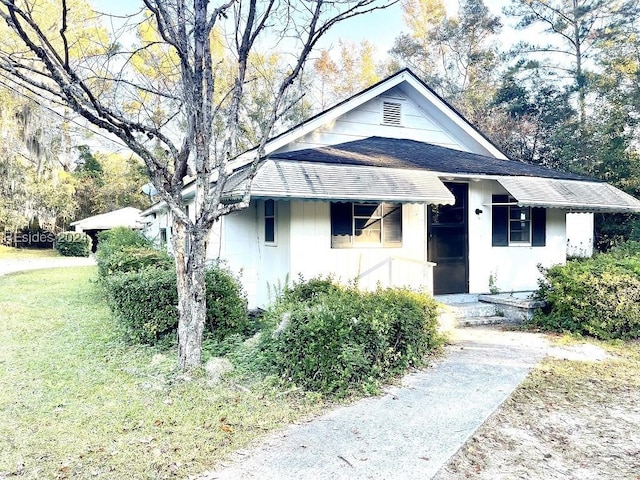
[257,278,442,397]
[104,266,179,344]
[533,242,640,340]
[55,232,91,257]
[96,227,153,278]
[103,264,250,345]
[100,246,173,276]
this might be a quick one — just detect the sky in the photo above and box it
[90,0,521,59]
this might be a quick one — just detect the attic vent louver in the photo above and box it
[382,101,402,126]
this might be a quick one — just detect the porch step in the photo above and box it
[441,301,497,319]
[458,315,515,327]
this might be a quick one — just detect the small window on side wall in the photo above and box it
[492,195,546,247]
[264,199,276,244]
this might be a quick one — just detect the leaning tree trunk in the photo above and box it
[172,219,208,369]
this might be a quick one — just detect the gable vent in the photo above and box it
[382,101,402,126]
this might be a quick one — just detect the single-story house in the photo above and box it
[142,69,640,309]
[71,207,144,251]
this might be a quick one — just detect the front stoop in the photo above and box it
[436,292,544,328]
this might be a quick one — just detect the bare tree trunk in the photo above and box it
[173,220,208,369]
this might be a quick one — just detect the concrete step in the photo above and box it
[442,301,497,319]
[458,316,514,327]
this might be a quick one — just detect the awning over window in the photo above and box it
[496,176,640,213]
[225,159,456,204]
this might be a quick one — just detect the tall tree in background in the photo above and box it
[390,0,502,133]
[0,0,395,368]
[503,0,633,132]
[312,39,380,106]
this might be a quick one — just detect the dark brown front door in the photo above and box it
[428,182,469,295]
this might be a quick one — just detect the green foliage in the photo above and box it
[54,231,91,257]
[104,267,179,344]
[96,227,153,278]
[258,278,442,397]
[534,244,640,339]
[101,246,173,276]
[103,261,249,345]
[204,265,251,340]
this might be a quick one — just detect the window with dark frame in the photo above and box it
[331,202,402,248]
[160,228,167,246]
[492,195,546,247]
[264,199,275,243]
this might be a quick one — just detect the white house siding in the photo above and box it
[467,180,566,293]
[276,90,465,154]
[254,200,291,307]
[566,212,594,257]
[219,204,260,308]
[286,201,428,298]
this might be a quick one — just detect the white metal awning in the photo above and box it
[225,159,456,204]
[496,176,640,213]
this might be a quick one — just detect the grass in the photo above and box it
[0,267,328,479]
[0,245,59,259]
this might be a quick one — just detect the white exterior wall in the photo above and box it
[467,180,567,293]
[219,204,259,308]
[277,88,469,154]
[566,212,594,257]
[254,200,291,307]
[288,201,428,294]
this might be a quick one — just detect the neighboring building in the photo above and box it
[71,207,144,251]
[142,69,640,309]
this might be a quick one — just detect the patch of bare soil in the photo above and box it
[434,345,640,480]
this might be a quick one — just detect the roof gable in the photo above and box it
[233,69,507,167]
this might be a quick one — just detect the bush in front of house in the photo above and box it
[55,232,91,257]
[257,277,442,397]
[103,262,250,345]
[96,227,153,278]
[205,265,252,340]
[101,246,173,276]
[104,266,179,344]
[533,244,640,339]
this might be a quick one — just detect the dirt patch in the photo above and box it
[434,346,640,480]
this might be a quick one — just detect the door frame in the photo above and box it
[427,181,469,295]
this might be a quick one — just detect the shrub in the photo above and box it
[534,245,640,339]
[257,279,442,397]
[101,246,173,276]
[55,232,91,257]
[104,267,179,344]
[205,265,251,340]
[103,263,249,345]
[96,227,152,278]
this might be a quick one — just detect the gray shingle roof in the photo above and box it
[271,137,594,181]
[498,176,640,213]
[224,160,455,204]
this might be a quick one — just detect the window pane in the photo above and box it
[510,207,530,221]
[510,221,530,242]
[354,203,380,217]
[265,218,275,242]
[354,218,381,243]
[265,199,275,216]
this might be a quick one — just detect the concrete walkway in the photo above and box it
[201,328,551,480]
[0,256,96,276]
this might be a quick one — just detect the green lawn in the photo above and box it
[0,245,60,259]
[0,267,326,479]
